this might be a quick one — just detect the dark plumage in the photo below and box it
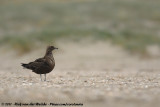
[21,46,58,81]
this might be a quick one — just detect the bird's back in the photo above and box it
[22,56,55,74]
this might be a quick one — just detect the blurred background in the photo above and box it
[0,0,160,56]
[1,0,160,107]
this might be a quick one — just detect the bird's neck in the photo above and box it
[45,51,53,58]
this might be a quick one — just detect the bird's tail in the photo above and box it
[21,63,30,69]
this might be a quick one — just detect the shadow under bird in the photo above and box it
[21,46,58,81]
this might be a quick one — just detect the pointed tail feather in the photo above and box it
[21,63,29,69]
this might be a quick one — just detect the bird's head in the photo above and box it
[47,46,58,52]
[45,46,58,56]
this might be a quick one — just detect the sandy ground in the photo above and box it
[0,41,160,107]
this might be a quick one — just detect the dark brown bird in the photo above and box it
[21,46,58,81]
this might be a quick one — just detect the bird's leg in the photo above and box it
[40,74,42,81]
[44,74,46,81]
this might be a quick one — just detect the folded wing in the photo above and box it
[22,57,47,71]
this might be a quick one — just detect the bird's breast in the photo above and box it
[47,58,55,69]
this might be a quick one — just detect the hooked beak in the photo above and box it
[54,47,58,50]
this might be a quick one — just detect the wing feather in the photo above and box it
[27,58,47,71]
